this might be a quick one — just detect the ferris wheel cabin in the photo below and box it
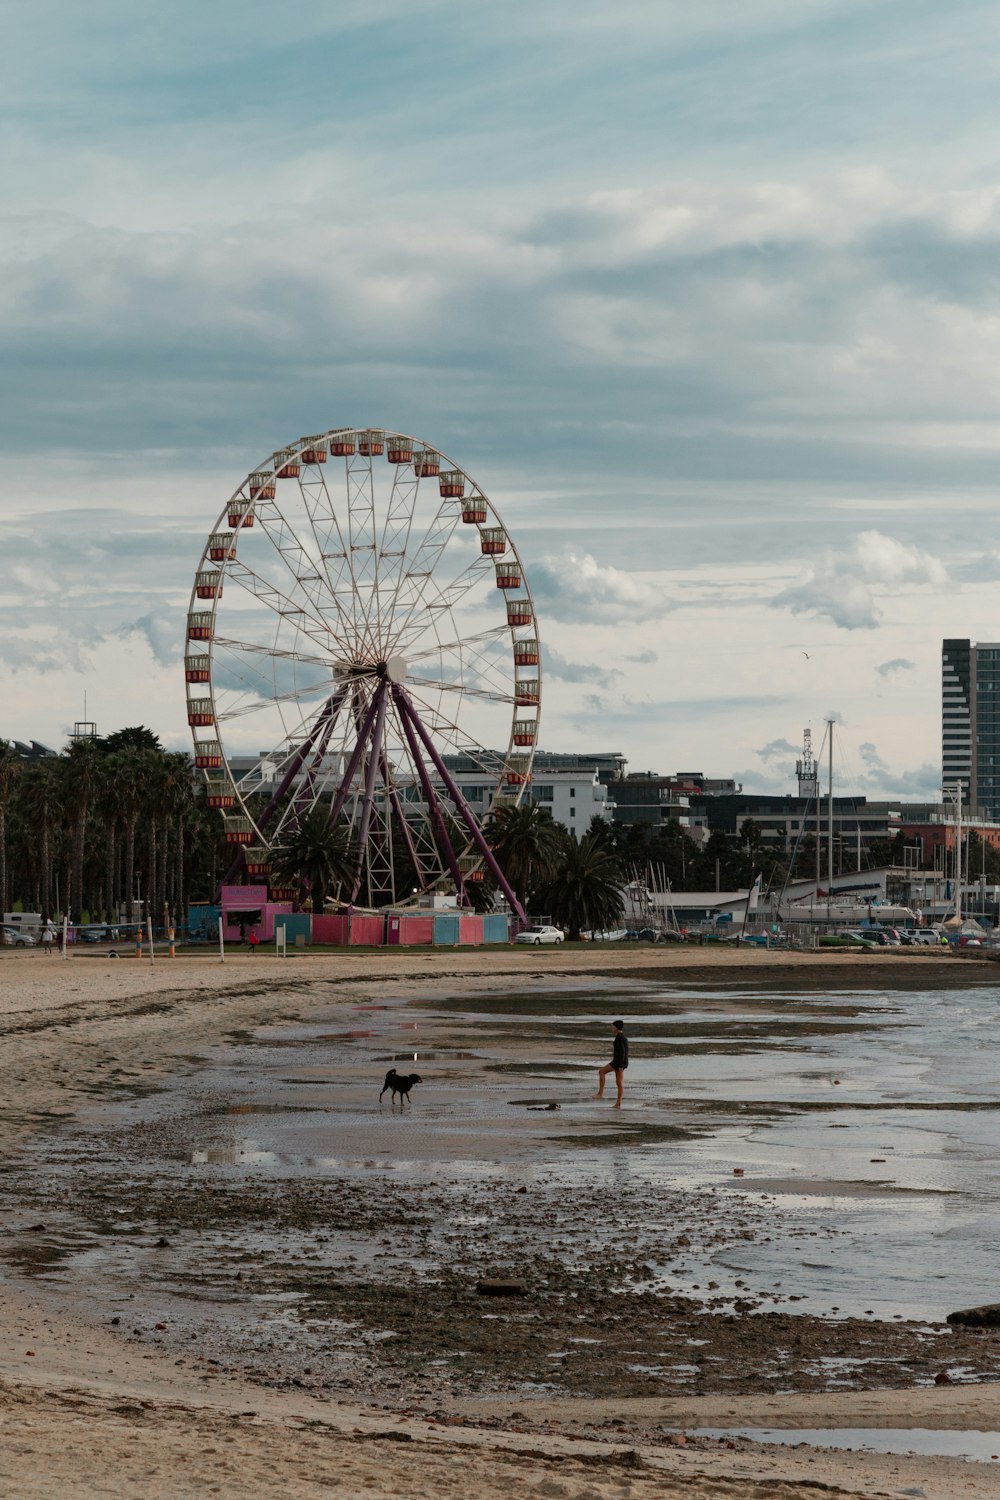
[227,499,254,528]
[413,448,440,477]
[275,448,301,479]
[187,612,213,641]
[195,571,222,600]
[184,654,211,683]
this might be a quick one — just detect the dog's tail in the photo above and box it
[379,1067,398,1100]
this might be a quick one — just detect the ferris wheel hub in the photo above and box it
[333,655,408,683]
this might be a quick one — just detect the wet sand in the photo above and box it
[2,943,1000,1498]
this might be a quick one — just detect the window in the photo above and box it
[569,787,575,798]
[570,806,576,818]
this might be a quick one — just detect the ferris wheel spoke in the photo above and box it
[295,466,364,651]
[243,499,355,653]
[407,674,513,706]
[405,622,510,666]
[390,552,496,658]
[223,558,340,654]
[213,665,332,721]
[419,615,522,702]
[381,492,465,652]
[212,636,332,671]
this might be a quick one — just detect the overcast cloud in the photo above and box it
[2,1,998,792]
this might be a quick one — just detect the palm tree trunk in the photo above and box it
[176,815,185,929]
[149,820,158,929]
[71,811,86,923]
[125,819,136,923]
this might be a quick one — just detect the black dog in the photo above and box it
[379,1068,423,1106]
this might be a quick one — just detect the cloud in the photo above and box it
[122,610,182,664]
[530,553,668,625]
[876,657,916,677]
[858,740,887,772]
[756,737,801,760]
[626,649,658,664]
[541,644,610,686]
[772,532,948,630]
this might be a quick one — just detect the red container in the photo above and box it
[459,915,483,945]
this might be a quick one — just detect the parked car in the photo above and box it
[514,925,565,945]
[835,929,879,948]
[0,926,37,947]
[77,925,122,943]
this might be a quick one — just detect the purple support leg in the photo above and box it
[395,692,468,903]
[393,686,527,923]
[292,694,344,817]
[383,745,428,891]
[350,684,388,904]
[220,687,345,889]
[327,689,383,827]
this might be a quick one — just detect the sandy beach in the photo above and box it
[2,943,1000,1498]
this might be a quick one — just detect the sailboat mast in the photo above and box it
[827,717,835,893]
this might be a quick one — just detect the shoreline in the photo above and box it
[2,945,999,1498]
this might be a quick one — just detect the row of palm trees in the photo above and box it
[0,729,626,936]
[0,729,229,925]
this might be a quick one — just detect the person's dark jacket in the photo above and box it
[612,1031,628,1070]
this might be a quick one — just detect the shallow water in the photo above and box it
[691,1426,1000,1462]
[16,973,1000,1337]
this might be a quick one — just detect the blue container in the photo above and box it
[187,904,221,943]
[274,912,312,945]
[483,914,509,944]
[433,912,461,946]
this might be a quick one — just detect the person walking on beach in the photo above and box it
[41,921,56,955]
[247,927,259,957]
[595,1019,628,1108]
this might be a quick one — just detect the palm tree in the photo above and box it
[536,830,625,941]
[61,738,104,922]
[18,760,61,917]
[272,810,357,912]
[486,802,565,907]
[160,751,195,924]
[105,746,155,922]
[0,741,20,917]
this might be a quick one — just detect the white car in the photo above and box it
[514,925,564,945]
[1,926,37,947]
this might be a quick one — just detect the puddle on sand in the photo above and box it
[688,1427,1000,1463]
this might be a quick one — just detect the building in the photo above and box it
[4,739,58,762]
[942,638,974,805]
[225,747,618,836]
[441,752,617,833]
[941,638,1000,816]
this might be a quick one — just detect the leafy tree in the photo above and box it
[103,726,163,754]
[0,741,19,916]
[486,802,566,906]
[16,761,61,916]
[535,831,625,941]
[272,810,357,912]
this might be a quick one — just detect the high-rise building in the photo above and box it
[942,639,972,802]
[940,638,1000,814]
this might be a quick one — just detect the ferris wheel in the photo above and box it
[184,428,539,917]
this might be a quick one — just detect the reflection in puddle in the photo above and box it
[689,1428,1000,1463]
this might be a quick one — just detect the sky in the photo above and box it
[5,0,1000,802]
